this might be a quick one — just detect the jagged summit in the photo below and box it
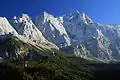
[37,12,57,23]
[41,11,51,16]
[10,14,59,49]
[1,11,120,62]
[63,11,94,24]
[11,14,46,41]
[35,12,71,47]
[0,17,18,36]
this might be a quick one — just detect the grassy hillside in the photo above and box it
[1,57,120,80]
[0,36,120,80]
[0,36,95,80]
[0,56,95,80]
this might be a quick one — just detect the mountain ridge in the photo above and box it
[0,11,120,62]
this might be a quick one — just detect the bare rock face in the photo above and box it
[60,12,120,62]
[0,17,18,36]
[1,11,120,62]
[34,11,120,62]
[10,14,59,49]
[11,14,46,42]
[35,12,71,48]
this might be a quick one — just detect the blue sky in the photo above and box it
[1,0,120,24]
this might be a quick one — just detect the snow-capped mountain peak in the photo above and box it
[35,12,71,47]
[1,11,120,62]
[63,11,94,24]
[37,12,55,23]
[0,17,18,36]
[21,14,31,23]
[10,14,59,49]
[10,14,46,41]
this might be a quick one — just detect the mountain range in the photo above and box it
[0,11,120,62]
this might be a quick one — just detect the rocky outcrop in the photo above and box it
[35,12,71,48]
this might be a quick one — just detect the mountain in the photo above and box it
[0,11,120,62]
[0,17,18,36]
[0,35,59,60]
[1,11,120,80]
[35,12,71,48]
[62,12,94,44]
[10,14,58,49]
[35,11,120,62]
[61,12,120,62]
[10,14,46,42]
[0,35,95,80]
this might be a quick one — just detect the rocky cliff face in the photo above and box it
[0,17,18,36]
[35,11,120,62]
[60,12,120,61]
[11,14,46,42]
[10,14,58,49]
[35,12,71,48]
[1,11,120,62]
